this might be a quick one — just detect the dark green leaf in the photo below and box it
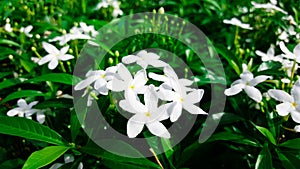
[279,138,300,149]
[255,143,272,169]
[0,117,65,145]
[276,150,296,169]
[22,146,69,169]
[28,73,81,85]
[252,123,276,145]
[1,90,46,103]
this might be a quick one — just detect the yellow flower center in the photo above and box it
[100,74,106,79]
[292,102,297,107]
[145,112,151,117]
[179,97,184,102]
[129,85,135,89]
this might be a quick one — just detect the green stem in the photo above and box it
[59,61,67,73]
[288,59,297,88]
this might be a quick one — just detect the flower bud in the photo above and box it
[158,7,165,14]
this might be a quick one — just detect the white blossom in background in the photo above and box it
[7,99,46,124]
[4,23,12,32]
[95,0,123,17]
[268,80,300,123]
[279,41,300,63]
[281,59,298,77]
[283,15,297,26]
[122,50,167,69]
[74,66,117,95]
[294,125,300,132]
[251,1,287,14]
[79,22,98,37]
[224,67,270,102]
[38,42,74,70]
[255,45,283,62]
[20,25,33,38]
[120,85,170,138]
[223,18,253,30]
[49,154,83,169]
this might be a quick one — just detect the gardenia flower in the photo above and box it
[224,70,270,102]
[251,1,287,14]
[122,50,167,69]
[7,99,45,124]
[107,63,147,94]
[74,66,117,95]
[279,41,300,63]
[49,27,91,46]
[38,42,74,70]
[120,85,170,138]
[255,45,283,62]
[20,25,33,38]
[79,22,98,37]
[223,18,253,30]
[268,80,300,123]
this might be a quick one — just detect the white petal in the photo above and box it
[94,79,107,89]
[17,99,27,108]
[144,52,160,60]
[42,42,59,54]
[122,55,139,64]
[169,102,183,122]
[291,111,300,123]
[293,44,300,56]
[48,58,59,69]
[136,50,147,58]
[179,78,194,86]
[117,63,132,82]
[144,85,158,111]
[148,59,167,68]
[28,101,38,108]
[183,103,207,115]
[49,163,63,169]
[291,80,300,104]
[158,88,178,101]
[64,154,75,163]
[240,71,253,81]
[146,121,170,138]
[132,70,147,89]
[59,54,74,61]
[164,65,178,79]
[78,162,83,169]
[60,46,69,55]
[224,84,244,96]
[127,117,144,138]
[106,79,126,92]
[267,47,275,57]
[249,75,270,86]
[96,86,108,95]
[7,109,22,117]
[136,60,148,69]
[119,100,137,113]
[36,112,45,124]
[294,125,300,132]
[74,76,99,90]
[185,89,204,104]
[125,90,148,113]
[268,89,293,102]
[244,86,262,102]
[148,72,168,82]
[279,41,294,58]
[38,54,54,65]
[276,102,292,116]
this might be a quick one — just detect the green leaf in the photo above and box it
[22,146,69,169]
[81,141,160,169]
[252,123,277,145]
[255,143,272,169]
[0,79,21,91]
[161,138,175,168]
[279,138,300,149]
[34,99,73,109]
[206,131,261,147]
[70,110,81,142]
[0,159,24,169]
[0,117,65,145]
[0,39,20,47]
[0,72,12,79]
[1,90,46,103]
[28,73,81,85]
[276,150,296,169]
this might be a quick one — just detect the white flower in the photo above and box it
[79,22,98,37]
[38,42,74,70]
[281,59,298,77]
[122,50,167,69]
[74,66,117,95]
[255,45,283,62]
[224,70,270,102]
[279,41,300,63]
[120,85,170,138]
[96,0,123,17]
[107,63,147,94]
[251,1,287,14]
[148,65,195,93]
[49,27,91,46]
[49,154,83,169]
[268,80,300,123]
[158,82,207,122]
[4,23,13,32]
[20,25,33,38]
[7,99,45,124]
[294,125,300,132]
[223,18,253,30]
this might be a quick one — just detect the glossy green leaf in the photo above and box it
[255,143,272,169]
[70,110,81,142]
[0,159,24,169]
[252,123,276,145]
[0,117,64,145]
[279,138,300,149]
[22,146,69,169]
[276,150,296,169]
[0,39,20,47]
[28,73,81,85]
[0,79,21,91]
[1,90,46,103]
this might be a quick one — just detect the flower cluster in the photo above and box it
[75,50,207,138]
